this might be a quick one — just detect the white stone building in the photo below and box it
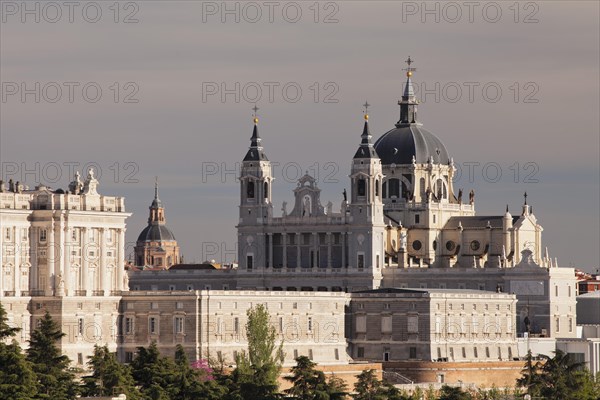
[0,169,130,364]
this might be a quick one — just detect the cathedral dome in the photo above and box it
[374,124,450,166]
[137,224,176,242]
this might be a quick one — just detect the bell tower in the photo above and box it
[348,107,385,285]
[237,107,273,273]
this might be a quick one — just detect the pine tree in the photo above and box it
[26,311,78,400]
[80,345,140,399]
[284,355,335,399]
[0,302,38,400]
[130,341,175,398]
[353,369,387,400]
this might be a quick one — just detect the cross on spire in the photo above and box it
[154,176,159,199]
[403,56,417,77]
[363,101,370,120]
[524,191,528,205]
[252,105,259,124]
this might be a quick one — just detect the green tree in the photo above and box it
[172,344,226,400]
[80,345,140,399]
[438,385,471,400]
[130,341,176,399]
[26,312,77,400]
[285,355,348,400]
[353,369,387,400]
[226,304,284,400]
[535,350,599,399]
[516,350,542,397]
[0,302,38,400]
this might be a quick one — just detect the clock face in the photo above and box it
[470,240,480,251]
[446,241,456,251]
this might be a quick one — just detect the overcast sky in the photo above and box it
[1,1,598,272]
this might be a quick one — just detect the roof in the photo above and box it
[374,124,450,165]
[578,291,600,298]
[355,288,504,295]
[243,124,268,161]
[444,215,520,229]
[137,224,176,242]
[353,121,380,159]
[169,263,217,270]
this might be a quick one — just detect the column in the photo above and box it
[117,228,125,292]
[296,233,301,268]
[99,228,106,295]
[0,223,3,298]
[14,227,20,297]
[268,233,273,269]
[81,227,89,295]
[282,233,287,268]
[312,233,318,268]
[57,217,65,295]
[341,232,346,269]
[63,223,70,295]
[327,233,332,269]
[48,219,56,295]
[30,227,38,293]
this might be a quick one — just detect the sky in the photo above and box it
[1,1,599,272]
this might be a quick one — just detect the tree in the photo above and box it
[130,341,176,399]
[226,304,284,400]
[285,355,348,400]
[353,369,387,400]
[80,345,140,399]
[26,312,78,400]
[438,385,471,400]
[517,350,542,397]
[172,344,226,400]
[533,350,599,399]
[0,302,38,400]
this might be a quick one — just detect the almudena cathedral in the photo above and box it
[2,61,595,383]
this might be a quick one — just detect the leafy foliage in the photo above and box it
[80,345,141,399]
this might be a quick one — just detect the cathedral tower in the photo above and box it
[237,111,273,272]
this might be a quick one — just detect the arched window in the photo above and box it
[247,181,255,199]
[382,181,387,198]
[420,177,426,195]
[357,179,366,196]
[388,178,400,198]
[375,179,379,197]
[264,182,269,199]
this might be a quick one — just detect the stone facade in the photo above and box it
[0,169,129,364]
[119,290,349,366]
[348,289,518,363]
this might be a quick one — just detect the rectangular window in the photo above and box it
[279,317,284,333]
[149,317,157,334]
[40,229,47,242]
[308,349,313,360]
[125,352,133,363]
[407,315,419,333]
[78,318,84,335]
[356,315,367,333]
[125,317,133,334]
[78,353,83,365]
[409,347,417,359]
[382,316,392,333]
[357,254,364,269]
[415,214,420,224]
[462,347,466,358]
[247,255,253,270]
[555,285,559,297]
[334,348,339,360]
[357,347,364,358]
[294,349,298,359]
[5,228,11,241]
[234,317,239,334]
[176,302,183,309]
[151,302,158,309]
[307,317,313,333]
[174,317,184,334]
[569,318,573,332]
[568,286,572,297]
[556,318,560,332]
[72,229,77,241]
[474,347,478,358]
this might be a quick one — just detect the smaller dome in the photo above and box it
[137,225,176,242]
